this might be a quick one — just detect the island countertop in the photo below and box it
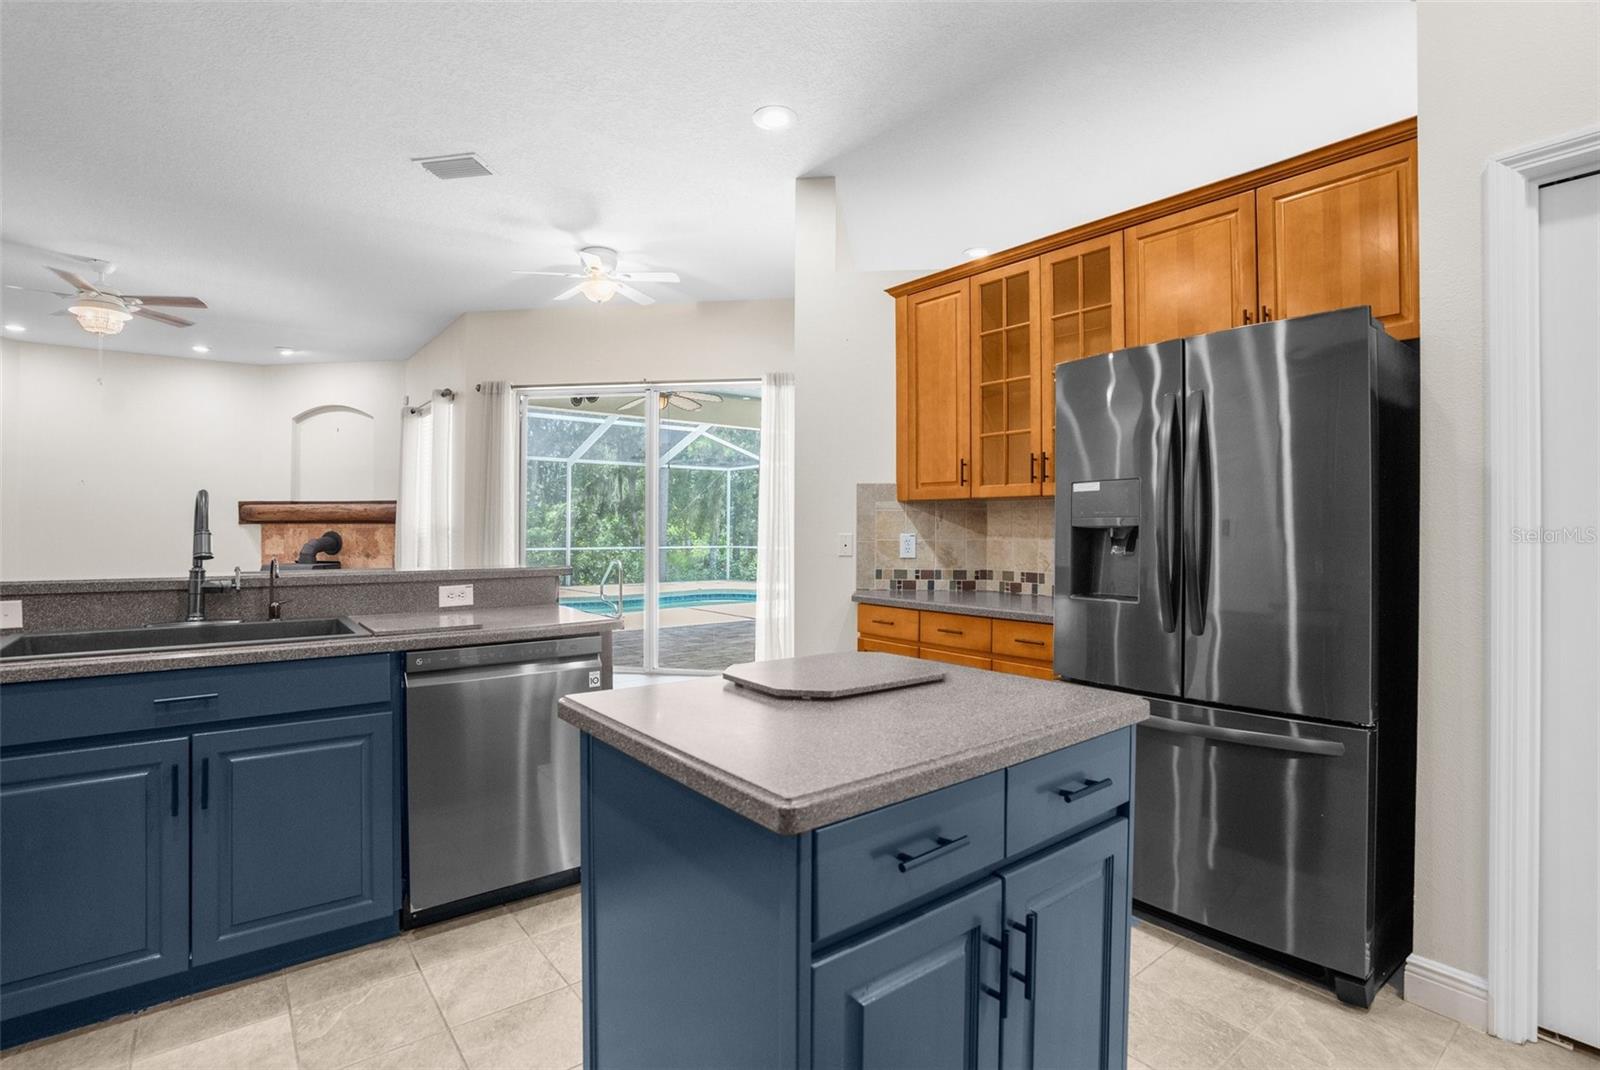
[558,651,1147,835]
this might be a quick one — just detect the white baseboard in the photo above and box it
[1404,954,1489,1032]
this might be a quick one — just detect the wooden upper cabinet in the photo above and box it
[1255,141,1419,338]
[897,280,971,500]
[970,260,1042,498]
[1039,234,1125,495]
[1124,192,1257,346]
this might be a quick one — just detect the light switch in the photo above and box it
[899,533,917,559]
[836,533,854,557]
[0,600,20,630]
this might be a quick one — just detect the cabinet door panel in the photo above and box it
[1256,141,1418,338]
[0,739,189,1017]
[1000,819,1130,1070]
[1125,193,1256,346]
[899,281,972,499]
[192,711,395,964]
[813,878,1002,1070]
[971,260,1043,498]
[1041,234,1125,495]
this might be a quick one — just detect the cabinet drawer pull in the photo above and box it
[959,458,968,486]
[894,834,969,873]
[1261,304,1273,322]
[153,692,219,709]
[1243,307,1253,324]
[870,618,898,627]
[1012,638,1047,647]
[1056,776,1113,803]
[170,765,180,817]
[1029,452,1038,482]
[1010,912,1039,1001]
[200,757,210,810]
[1040,451,1050,482]
[935,627,964,636]
[983,931,1010,1018]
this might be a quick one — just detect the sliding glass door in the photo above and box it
[519,381,762,674]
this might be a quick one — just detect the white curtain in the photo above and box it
[478,381,519,567]
[755,372,796,660]
[396,391,455,569]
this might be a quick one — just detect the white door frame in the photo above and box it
[1483,125,1600,1042]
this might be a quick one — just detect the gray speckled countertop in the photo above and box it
[853,588,1055,623]
[559,652,1146,835]
[0,605,620,684]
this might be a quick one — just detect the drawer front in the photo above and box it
[1,655,395,748]
[992,657,1056,681]
[919,611,991,653]
[921,648,990,671]
[856,604,920,644]
[814,770,1005,943]
[1006,728,1132,857]
[992,619,1053,662]
[858,636,919,658]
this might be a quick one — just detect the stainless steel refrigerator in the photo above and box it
[1053,306,1418,1006]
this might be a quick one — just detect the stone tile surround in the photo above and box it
[855,483,1055,596]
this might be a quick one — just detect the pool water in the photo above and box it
[562,588,756,615]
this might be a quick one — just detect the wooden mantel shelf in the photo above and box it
[237,500,398,524]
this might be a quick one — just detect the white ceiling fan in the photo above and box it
[513,246,679,305]
[618,390,724,413]
[5,259,207,336]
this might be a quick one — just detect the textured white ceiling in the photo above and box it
[0,2,1415,365]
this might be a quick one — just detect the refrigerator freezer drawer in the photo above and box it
[1132,700,1375,977]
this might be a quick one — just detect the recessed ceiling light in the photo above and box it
[752,105,797,131]
[3,323,24,332]
[191,344,210,354]
[963,247,991,260]
[276,347,298,357]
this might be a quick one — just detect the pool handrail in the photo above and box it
[597,558,625,620]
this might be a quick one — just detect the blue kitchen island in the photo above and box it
[558,652,1148,1070]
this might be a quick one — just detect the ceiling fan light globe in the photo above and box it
[578,277,618,304]
[67,296,132,336]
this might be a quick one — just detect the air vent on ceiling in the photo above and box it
[413,153,494,180]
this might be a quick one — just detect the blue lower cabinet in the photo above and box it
[999,819,1131,1070]
[191,712,396,965]
[813,878,1004,1070]
[0,738,190,1018]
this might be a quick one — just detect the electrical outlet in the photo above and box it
[836,532,854,557]
[0,600,20,630]
[899,533,917,559]
[438,584,474,608]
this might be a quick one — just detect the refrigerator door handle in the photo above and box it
[1182,391,1211,634]
[1155,392,1181,633]
[1141,713,1347,757]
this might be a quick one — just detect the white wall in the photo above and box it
[1413,0,1600,990]
[0,340,403,579]
[792,177,916,655]
[402,299,794,570]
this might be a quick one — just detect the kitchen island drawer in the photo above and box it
[813,770,1004,943]
[1006,727,1131,857]
[856,604,920,644]
[919,611,991,653]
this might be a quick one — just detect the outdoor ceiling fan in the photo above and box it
[5,259,207,336]
[618,391,724,413]
[513,246,680,305]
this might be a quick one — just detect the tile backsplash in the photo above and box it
[854,484,1055,596]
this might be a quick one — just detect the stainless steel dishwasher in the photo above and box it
[403,636,604,924]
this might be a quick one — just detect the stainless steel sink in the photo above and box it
[0,617,368,660]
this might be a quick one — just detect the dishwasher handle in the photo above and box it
[403,657,602,692]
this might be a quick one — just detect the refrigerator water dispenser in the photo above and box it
[1068,478,1141,601]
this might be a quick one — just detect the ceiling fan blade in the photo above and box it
[670,396,703,411]
[133,307,193,327]
[614,272,680,283]
[124,295,207,308]
[512,271,583,278]
[675,391,724,403]
[552,284,584,301]
[618,396,647,411]
[614,283,654,306]
[48,267,94,292]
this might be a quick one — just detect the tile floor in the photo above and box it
[3,887,1597,1070]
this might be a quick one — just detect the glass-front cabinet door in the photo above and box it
[969,259,1042,498]
[1039,234,1125,496]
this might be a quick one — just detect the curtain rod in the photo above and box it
[486,377,763,393]
[404,387,456,415]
